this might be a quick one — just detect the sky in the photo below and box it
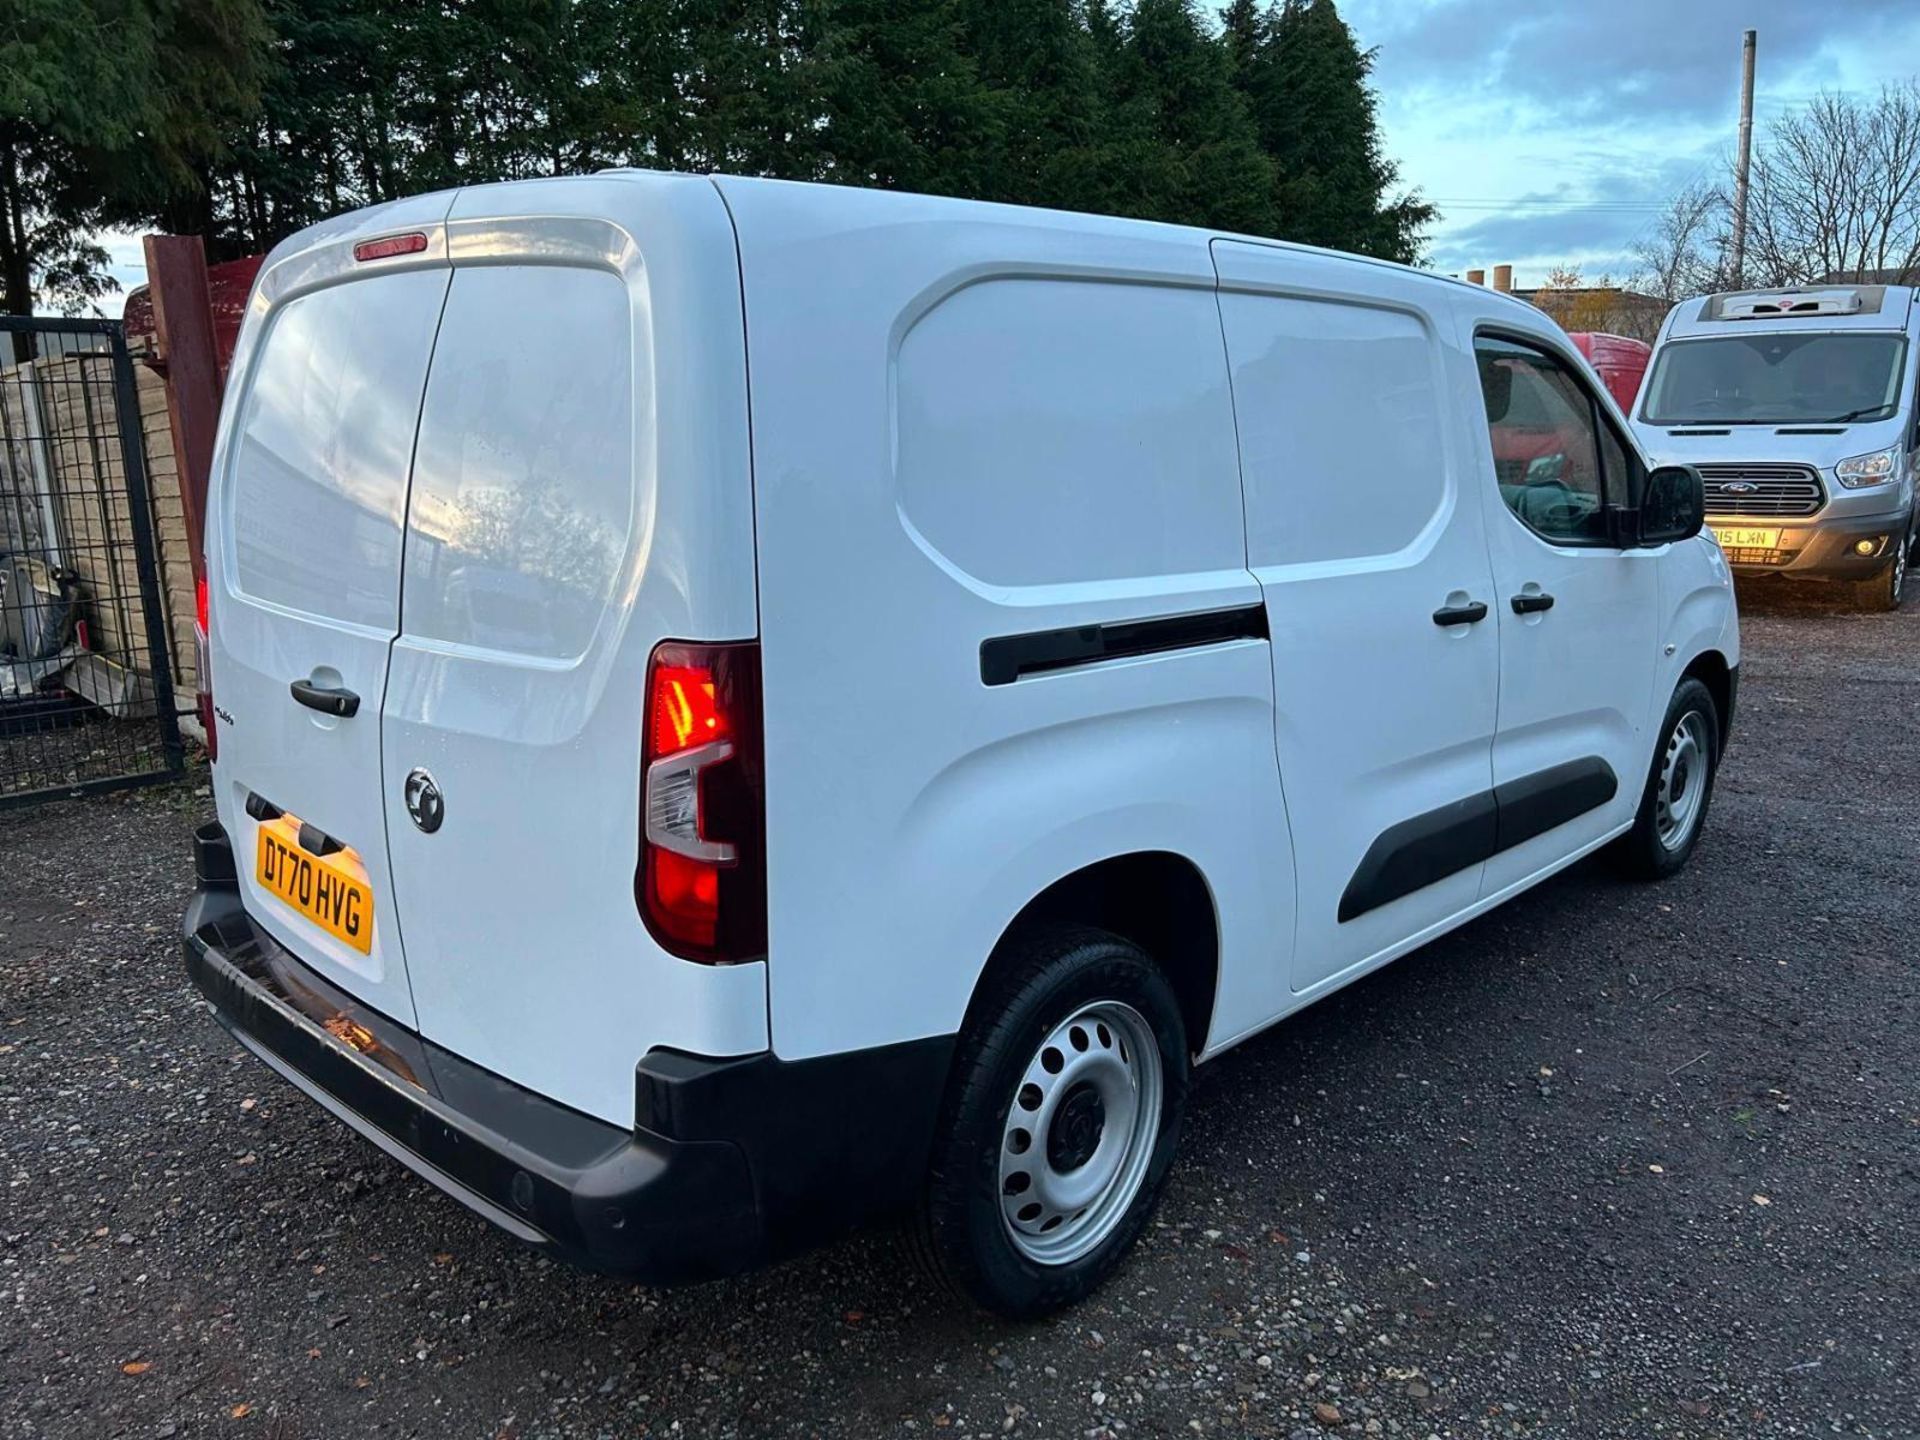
[1344,0,1920,289]
[92,0,1920,314]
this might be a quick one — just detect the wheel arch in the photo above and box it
[1679,647,1734,749]
[970,851,1223,1058]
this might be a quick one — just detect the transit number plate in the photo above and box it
[1708,525,1781,551]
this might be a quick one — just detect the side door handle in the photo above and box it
[1510,592,1556,615]
[1431,600,1489,626]
[290,679,361,717]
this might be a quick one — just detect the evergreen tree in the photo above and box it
[1110,0,1273,235]
[952,0,1102,212]
[1245,0,1434,262]
[0,0,267,314]
[811,0,996,197]
[1220,0,1266,80]
[674,0,826,179]
[1,0,1438,307]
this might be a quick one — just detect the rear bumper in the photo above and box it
[182,822,952,1284]
[1712,507,1910,580]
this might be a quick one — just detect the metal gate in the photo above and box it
[0,316,184,808]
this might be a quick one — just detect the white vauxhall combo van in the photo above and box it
[182,172,1738,1317]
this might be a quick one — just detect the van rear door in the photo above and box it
[377,178,766,1126]
[208,204,455,1026]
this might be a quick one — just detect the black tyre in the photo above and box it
[915,925,1189,1318]
[1852,522,1909,612]
[1613,676,1720,880]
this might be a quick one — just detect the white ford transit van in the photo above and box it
[1635,283,1920,610]
[182,172,1739,1317]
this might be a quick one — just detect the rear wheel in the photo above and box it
[1613,677,1720,880]
[1853,521,1909,611]
[915,926,1188,1318]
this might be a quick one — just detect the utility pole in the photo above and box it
[1729,28,1757,289]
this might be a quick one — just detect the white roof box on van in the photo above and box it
[1703,285,1885,320]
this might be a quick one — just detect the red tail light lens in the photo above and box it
[638,641,765,963]
[352,232,428,262]
[194,574,216,763]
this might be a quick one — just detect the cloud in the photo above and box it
[1351,0,1918,126]
[1335,0,1920,284]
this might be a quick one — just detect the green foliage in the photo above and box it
[1227,0,1434,263]
[0,0,1434,311]
[0,0,267,313]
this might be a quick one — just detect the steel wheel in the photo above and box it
[997,1000,1163,1267]
[1655,709,1711,852]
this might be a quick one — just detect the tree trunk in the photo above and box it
[0,133,35,360]
[0,135,34,313]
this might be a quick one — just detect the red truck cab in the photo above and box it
[1568,331,1652,415]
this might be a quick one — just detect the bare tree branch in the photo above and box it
[1741,83,1920,286]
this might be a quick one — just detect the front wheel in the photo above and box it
[1613,677,1721,880]
[915,926,1189,1318]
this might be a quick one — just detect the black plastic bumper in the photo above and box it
[182,822,953,1284]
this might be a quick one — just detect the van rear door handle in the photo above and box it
[1510,592,1556,614]
[290,679,360,717]
[1431,600,1489,626]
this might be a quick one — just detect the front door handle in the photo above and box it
[1510,591,1556,615]
[290,678,360,717]
[1432,600,1489,626]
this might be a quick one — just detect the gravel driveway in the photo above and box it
[4,583,1916,1440]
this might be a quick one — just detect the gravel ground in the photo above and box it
[3,581,1917,1440]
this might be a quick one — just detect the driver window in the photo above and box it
[1474,335,1610,545]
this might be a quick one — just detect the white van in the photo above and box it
[182,173,1738,1317]
[1635,284,1920,610]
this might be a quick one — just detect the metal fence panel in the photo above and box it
[0,316,185,808]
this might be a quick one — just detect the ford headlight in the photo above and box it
[1835,445,1899,488]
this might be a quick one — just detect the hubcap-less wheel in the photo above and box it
[1655,710,1711,852]
[1892,531,1907,603]
[997,1001,1163,1266]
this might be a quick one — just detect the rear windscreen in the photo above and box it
[227,270,450,629]
[401,265,633,661]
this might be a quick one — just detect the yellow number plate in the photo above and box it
[255,815,375,954]
[1709,525,1781,551]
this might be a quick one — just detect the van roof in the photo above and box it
[651,169,1546,312]
[1664,282,1918,339]
[258,167,1552,329]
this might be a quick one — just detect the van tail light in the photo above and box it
[194,574,216,763]
[638,640,766,963]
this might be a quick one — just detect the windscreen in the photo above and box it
[1641,331,1907,425]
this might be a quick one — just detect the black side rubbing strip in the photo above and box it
[1338,792,1498,923]
[980,604,1269,686]
[1338,756,1619,923]
[1493,757,1617,853]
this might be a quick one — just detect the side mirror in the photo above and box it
[1637,464,1705,545]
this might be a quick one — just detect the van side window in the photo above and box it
[894,278,1245,587]
[1474,335,1613,546]
[1216,291,1450,568]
